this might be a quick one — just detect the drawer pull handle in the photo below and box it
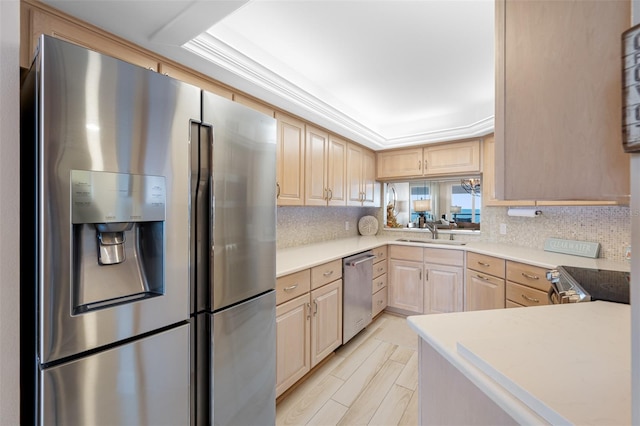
[477,261,490,267]
[377,281,383,287]
[521,272,539,280]
[323,270,334,277]
[283,284,298,292]
[521,294,540,303]
[306,302,311,320]
[377,300,383,306]
[377,267,384,272]
[476,274,490,281]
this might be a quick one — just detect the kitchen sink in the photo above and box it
[395,238,466,246]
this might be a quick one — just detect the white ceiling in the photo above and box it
[42,0,495,150]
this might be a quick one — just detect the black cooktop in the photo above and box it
[560,265,630,304]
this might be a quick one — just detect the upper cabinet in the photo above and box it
[22,1,159,71]
[276,112,306,206]
[494,0,630,203]
[305,126,347,206]
[377,140,480,180]
[347,143,379,207]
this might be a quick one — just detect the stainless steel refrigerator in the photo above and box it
[190,92,277,425]
[20,35,277,425]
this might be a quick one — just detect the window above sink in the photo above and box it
[384,177,482,233]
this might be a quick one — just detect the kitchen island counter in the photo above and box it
[407,301,630,425]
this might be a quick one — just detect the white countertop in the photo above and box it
[276,236,628,277]
[407,302,631,425]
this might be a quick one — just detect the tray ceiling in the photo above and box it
[42,0,495,150]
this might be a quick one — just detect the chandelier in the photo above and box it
[461,178,481,196]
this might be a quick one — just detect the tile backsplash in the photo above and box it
[277,206,379,249]
[277,204,631,262]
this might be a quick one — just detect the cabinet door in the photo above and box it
[310,280,342,367]
[424,264,463,314]
[388,260,424,314]
[496,0,629,201]
[361,148,379,206]
[276,112,305,206]
[423,140,480,176]
[305,125,330,206]
[465,269,505,311]
[275,294,310,397]
[482,134,535,207]
[327,136,347,206]
[346,143,364,206]
[376,148,423,179]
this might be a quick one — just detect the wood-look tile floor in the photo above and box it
[276,313,419,426]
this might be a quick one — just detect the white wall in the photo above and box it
[0,0,21,424]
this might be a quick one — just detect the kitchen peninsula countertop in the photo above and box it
[276,235,628,277]
[407,302,631,425]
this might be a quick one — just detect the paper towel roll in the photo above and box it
[507,208,541,217]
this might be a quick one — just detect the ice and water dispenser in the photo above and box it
[71,170,166,314]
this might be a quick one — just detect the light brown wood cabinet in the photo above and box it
[372,245,388,318]
[22,1,159,71]
[276,293,311,397]
[465,252,505,311]
[505,261,551,308]
[347,143,379,206]
[494,0,630,202]
[483,134,621,206]
[424,248,464,314]
[275,261,342,397]
[388,245,424,314]
[377,140,480,180]
[305,127,347,206]
[276,112,306,206]
[387,245,464,315]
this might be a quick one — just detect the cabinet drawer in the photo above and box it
[311,259,342,290]
[389,245,423,262]
[276,269,311,305]
[373,245,388,263]
[506,300,525,309]
[424,248,464,267]
[372,274,388,294]
[506,261,551,292]
[373,260,388,278]
[372,287,388,317]
[506,281,549,307]
[467,252,505,278]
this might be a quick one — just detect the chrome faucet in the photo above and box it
[425,222,438,239]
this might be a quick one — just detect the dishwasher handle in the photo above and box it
[346,254,377,267]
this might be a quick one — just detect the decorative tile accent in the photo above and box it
[278,205,631,262]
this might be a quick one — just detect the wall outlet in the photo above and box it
[499,223,507,235]
[345,221,350,231]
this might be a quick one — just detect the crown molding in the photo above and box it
[184,33,494,149]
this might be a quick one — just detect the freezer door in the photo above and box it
[202,92,277,311]
[211,291,276,425]
[41,324,190,426]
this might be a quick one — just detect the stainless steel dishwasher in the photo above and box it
[343,250,376,344]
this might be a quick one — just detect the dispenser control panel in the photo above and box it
[71,170,166,224]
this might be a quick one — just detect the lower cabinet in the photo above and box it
[372,245,388,317]
[465,252,506,311]
[388,258,424,314]
[275,267,342,398]
[387,245,464,315]
[505,261,551,308]
[275,294,311,397]
[310,280,343,367]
